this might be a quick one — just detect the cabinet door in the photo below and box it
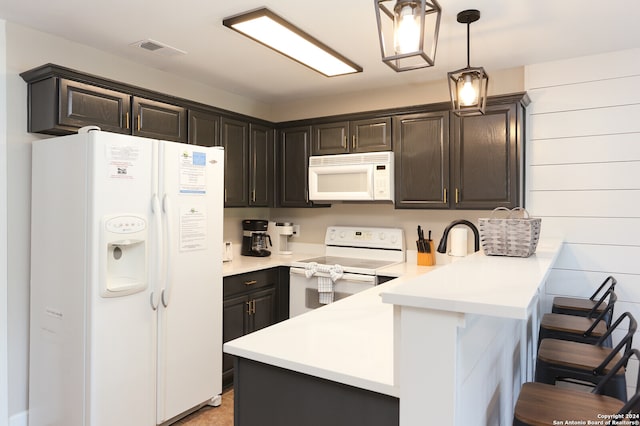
[351,117,392,153]
[278,126,314,207]
[249,124,275,207]
[132,97,187,142]
[59,79,131,134]
[221,117,249,207]
[311,121,349,155]
[451,103,519,209]
[393,111,450,209]
[188,109,219,147]
[249,288,277,333]
[222,294,250,386]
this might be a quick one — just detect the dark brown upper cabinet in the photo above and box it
[450,102,522,209]
[221,117,250,207]
[249,123,275,207]
[26,77,131,135]
[311,117,392,155]
[278,126,314,207]
[188,109,220,147]
[393,111,450,209]
[132,97,187,143]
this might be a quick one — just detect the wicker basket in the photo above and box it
[478,207,542,257]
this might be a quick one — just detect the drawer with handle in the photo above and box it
[223,268,279,298]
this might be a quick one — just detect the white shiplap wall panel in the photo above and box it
[529,133,640,165]
[528,190,640,217]
[526,49,640,390]
[529,162,640,191]
[553,244,640,275]
[538,217,640,246]
[530,104,640,140]
[527,75,640,115]
[545,269,640,300]
[524,48,640,89]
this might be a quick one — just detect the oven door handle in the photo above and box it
[290,267,376,283]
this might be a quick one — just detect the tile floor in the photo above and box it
[173,388,234,426]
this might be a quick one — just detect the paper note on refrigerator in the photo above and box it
[179,206,207,252]
[179,150,207,194]
[107,144,140,180]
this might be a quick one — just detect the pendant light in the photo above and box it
[447,10,489,116]
[374,0,442,72]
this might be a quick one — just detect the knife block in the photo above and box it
[417,241,435,266]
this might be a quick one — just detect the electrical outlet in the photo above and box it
[292,224,300,238]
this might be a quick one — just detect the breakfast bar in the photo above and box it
[223,240,562,426]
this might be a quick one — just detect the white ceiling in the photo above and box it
[1,0,639,104]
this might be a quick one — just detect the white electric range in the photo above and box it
[289,226,405,317]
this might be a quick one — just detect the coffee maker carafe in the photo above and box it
[241,219,272,257]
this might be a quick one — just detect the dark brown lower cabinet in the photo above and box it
[222,268,284,387]
[234,357,399,426]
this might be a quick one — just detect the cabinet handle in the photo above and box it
[137,114,141,132]
[244,280,258,286]
[251,190,256,203]
[252,300,257,315]
[443,188,448,204]
[352,135,356,150]
[246,301,252,314]
[125,112,130,130]
[455,188,460,204]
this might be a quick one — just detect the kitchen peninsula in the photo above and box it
[223,241,562,426]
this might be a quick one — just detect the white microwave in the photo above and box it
[308,152,394,201]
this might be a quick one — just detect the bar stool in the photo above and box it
[552,275,616,322]
[514,349,640,426]
[538,290,616,347]
[535,311,636,401]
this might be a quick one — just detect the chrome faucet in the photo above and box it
[436,220,480,254]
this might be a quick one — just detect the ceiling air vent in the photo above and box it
[129,39,187,57]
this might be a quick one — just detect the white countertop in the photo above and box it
[223,266,435,397]
[223,241,561,396]
[222,242,324,276]
[381,240,563,319]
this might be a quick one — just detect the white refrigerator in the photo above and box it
[29,130,223,426]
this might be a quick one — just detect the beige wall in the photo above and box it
[269,66,524,122]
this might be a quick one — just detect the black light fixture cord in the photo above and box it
[466,22,471,68]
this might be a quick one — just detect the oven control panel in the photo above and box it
[325,226,404,250]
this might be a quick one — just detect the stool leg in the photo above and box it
[534,359,557,385]
[601,375,627,402]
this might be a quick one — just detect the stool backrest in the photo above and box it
[589,275,617,302]
[584,290,617,335]
[587,276,617,323]
[594,348,640,414]
[594,311,637,375]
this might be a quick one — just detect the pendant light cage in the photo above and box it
[374,0,442,72]
[448,9,489,116]
[448,66,489,116]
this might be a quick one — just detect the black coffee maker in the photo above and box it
[241,219,272,257]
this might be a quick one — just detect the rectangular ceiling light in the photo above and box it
[223,8,362,77]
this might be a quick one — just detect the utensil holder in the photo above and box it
[417,241,435,266]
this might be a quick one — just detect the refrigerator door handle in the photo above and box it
[161,193,172,308]
[150,292,159,310]
[151,194,163,311]
[161,289,168,308]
